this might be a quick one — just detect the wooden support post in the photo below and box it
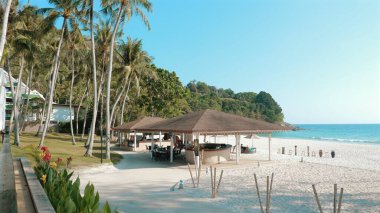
[312,184,323,213]
[235,134,240,164]
[170,132,174,163]
[133,132,137,152]
[159,131,162,147]
[254,174,264,213]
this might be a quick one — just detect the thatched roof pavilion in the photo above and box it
[133,110,292,163]
[113,117,165,132]
[136,109,290,134]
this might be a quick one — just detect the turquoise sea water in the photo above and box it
[271,124,380,145]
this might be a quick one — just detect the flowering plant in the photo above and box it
[32,146,113,213]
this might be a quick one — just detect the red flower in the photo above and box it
[42,152,51,161]
[41,146,48,152]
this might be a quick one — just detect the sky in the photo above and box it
[24,0,380,124]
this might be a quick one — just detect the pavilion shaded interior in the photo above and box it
[113,109,292,163]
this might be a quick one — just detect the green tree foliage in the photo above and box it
[185,81,284,123]
[132,66,191,119]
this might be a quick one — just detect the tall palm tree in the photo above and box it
[9,5,43,146]
[67,23,85,145]
[101,0,152,159]
[0,0,13,63]
[112,38,154,125]
[81,0,99,156]
[38,0,81,147]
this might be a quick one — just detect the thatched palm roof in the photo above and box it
[113,117,165,132]
[136,109,292,134]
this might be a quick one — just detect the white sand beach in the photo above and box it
[76,137,380,213]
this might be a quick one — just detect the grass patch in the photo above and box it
[0,132,123,168]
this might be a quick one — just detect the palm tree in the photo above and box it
[38,0,81,147]
[84,19,113,155]
[67,23,85,145]
[101,0,152,159]
[0,0,13,63]
[9,5,43,146]
[112,38,154,125]
[81,0,99,156]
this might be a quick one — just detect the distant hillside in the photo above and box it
[186,81,284,123]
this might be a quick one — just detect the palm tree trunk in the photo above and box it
[14,56,24,146]
[21,65,33,132]
[7,58,15,134]
[39,18,67,147]
[0,0,13,63]
[69,50,76,145]
[85,0,98,156]
[105,6,125,159]
[81,93,89,141]
[110,79,128,125]
[76,80,88,135]
[36,59,55,136]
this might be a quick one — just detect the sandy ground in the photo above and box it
[76,137,380,213]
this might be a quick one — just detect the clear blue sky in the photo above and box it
[25,0,380,124]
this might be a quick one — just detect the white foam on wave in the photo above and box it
[310,136,379,144]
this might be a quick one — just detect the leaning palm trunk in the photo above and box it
[69,50,76,145]
[76,81,88,135]
[39,19,67,147]
[13,56,25,146]
[110,79,128,125]
[81,93,89,141]
[105,7,125,159]
[36,59,55,136]
[85,0,98,156]
[7,59,15,134]
[118,80,131,145]
[21,65,33,132]
[0,0,13,63]
[85,64,105,152]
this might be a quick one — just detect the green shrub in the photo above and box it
[33,146,115,213]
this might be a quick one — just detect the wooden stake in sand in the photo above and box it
[253,173,274,213]
[312,184,344,213]
[187,163,196,188]
[210,166,224,198]
[312,184,323,213]
[254,173,264,213]
[196,160,202,188]
[333,184,337,213]
[337,187,344,213]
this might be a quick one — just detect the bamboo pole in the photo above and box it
[254,174,264,213]
[312,184,323,213]
[187,163,195,188]
[196,160,202,188]
[213,167,217,197]
[266,176,269,213]
[333,184,337,213]
[268,173,274,212]
[193,151,198,178]
[337,188,344,213]
[216,170,224,195]
[210,166,214,198]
